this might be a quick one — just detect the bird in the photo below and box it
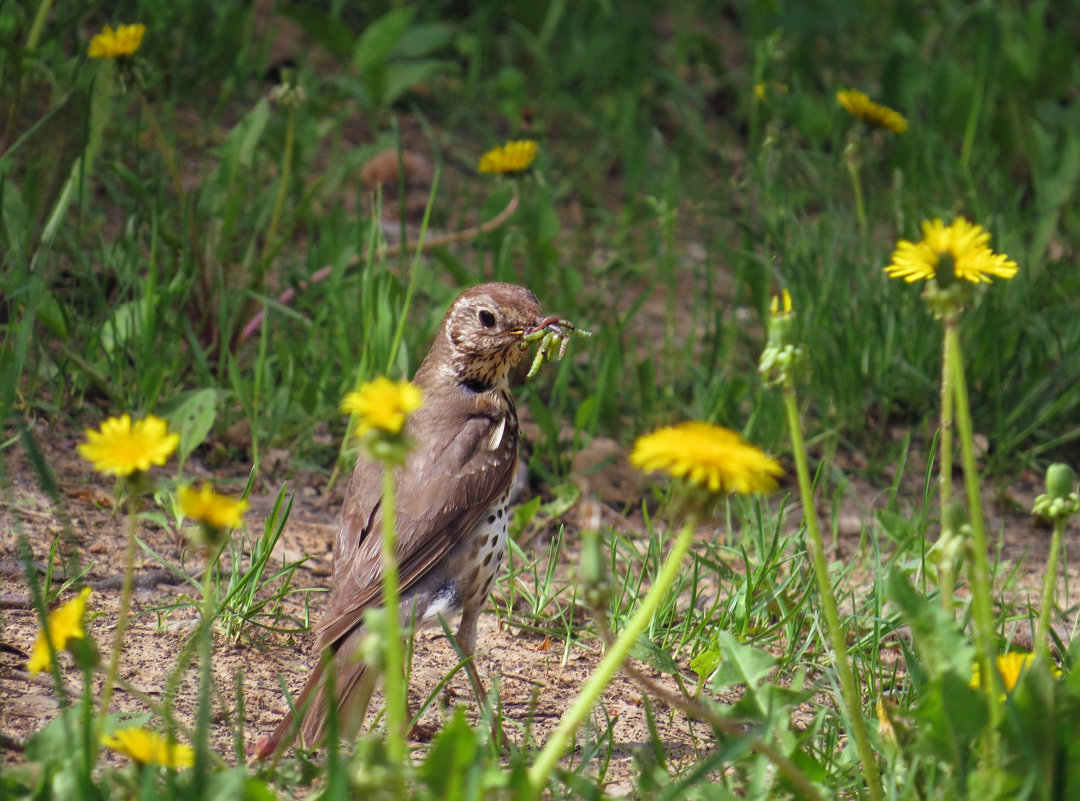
[254,282,548,759]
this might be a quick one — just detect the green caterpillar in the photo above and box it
[521,318,592,378]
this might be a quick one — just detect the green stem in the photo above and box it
[783,379,883,801]
[25,0,54,53]
[939,314,956,614]
[844,140,867,237]
[260,103,295,268]
[380,468,406,774]
[193,546,219,793]
[943,322,1001,755]
[94,494,140,751]
[525,518,697,798]
[1034,518,1064,663]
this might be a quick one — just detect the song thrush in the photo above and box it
[256,282,547,757]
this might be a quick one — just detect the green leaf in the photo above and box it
[161,388,220,470]
[278,4,355,59]
[510,495,542,537]
[574,394,599,432]
[541,482,580,520]
[235,98,271,169]
[631,634,680,674]
[381,59,447,107]
[710,630,777,690]
[35,291,68,340]
[353,7,416,74]
[206,768,280,801]
[886,566,974,681]
[690,647,722,685]
[392,22,454,59]
[420,706,479,800]
[100,298,148,355]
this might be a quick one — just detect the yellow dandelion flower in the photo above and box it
[970,651,1060,693]
[28,587,92,675]
[101,728,195,769]
[341,378,424,437]
[178,485,248,531]
[630,422,783,496]
[478,140,538,174]
[78,414,179,476]
[87,23,146,59]
[837,89,907,134]
[885,217,1018,284]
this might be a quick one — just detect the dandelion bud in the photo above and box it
[766,290,797,349]
[760,291,805,387]
[1045,463,1077,501]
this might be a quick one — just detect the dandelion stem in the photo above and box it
[526,517,697,799]
[380,467,407,777]
[943,320,1001,760]
[1035,517,1064,663]
[95,495,140,750]
[782,378,883,801]
[844,139,867,236]
[938,312,956,614]
[193,546,219,791]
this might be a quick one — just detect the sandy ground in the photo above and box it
[3,411,1077,793]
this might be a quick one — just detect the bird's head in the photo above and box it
[418,283,546,392]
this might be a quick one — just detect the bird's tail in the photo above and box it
[250,643,376,763]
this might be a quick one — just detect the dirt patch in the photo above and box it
[2,416,1077,789]
[0,419,703,788]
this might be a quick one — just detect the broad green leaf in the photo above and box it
[353,7,416,74]
[690,647,722,688]
[711,630,777,690]
[392,22,453,59]
[381,59,448,108]
[162,388,220,470]
[631,634,680,674]
[886,566,974,681]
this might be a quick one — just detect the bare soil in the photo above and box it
[3,413,1077,791]
[0,419,708,787]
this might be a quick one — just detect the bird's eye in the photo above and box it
[478,309,496,328]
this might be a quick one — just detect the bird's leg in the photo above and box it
[452,606,503,748]
[403,627,440,741]
[454,606,485,700]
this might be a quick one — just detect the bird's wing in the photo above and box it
[314,398,517,650]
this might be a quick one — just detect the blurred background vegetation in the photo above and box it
[3,0,1079,483]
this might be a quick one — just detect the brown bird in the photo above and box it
[255,282,548,758]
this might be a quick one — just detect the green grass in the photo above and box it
[4,0,1080,799]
